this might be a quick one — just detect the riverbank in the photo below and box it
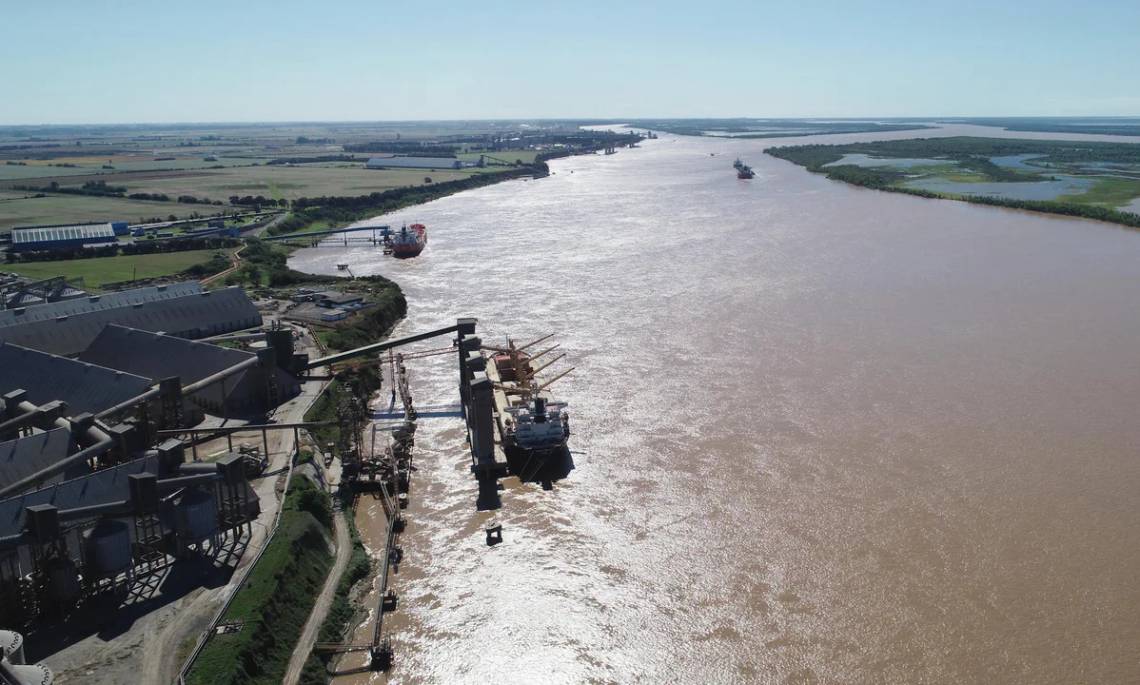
[268,138,637,239]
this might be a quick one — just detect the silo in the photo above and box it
[83,520,132,578]
[2,662,53,684]
[175,488,218,543]
[44,557,81,605]
[0,629,24,664]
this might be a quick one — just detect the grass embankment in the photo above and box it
[299,514,372,685]
[3,249,231,289]
[186,477,334,685]
[766,137,1140,229]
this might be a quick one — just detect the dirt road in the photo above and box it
[282,511,351,685]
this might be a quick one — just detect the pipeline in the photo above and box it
[305,323,461,370]
[0,422,113,499]
[0,399,58,436]
[96,386,160,420]
[181,356,261,395]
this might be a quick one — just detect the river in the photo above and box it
[290,126,1140,684]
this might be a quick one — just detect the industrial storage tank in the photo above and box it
[175,488,218,543]
[0,629,24,664]
[1,662,54,685]
[44,557,81,605]
[83,520,132,578]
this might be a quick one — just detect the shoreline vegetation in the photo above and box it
[268,136,634,237]
[766,137,1140,230]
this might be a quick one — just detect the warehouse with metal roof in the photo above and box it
[0,287,261,357]
[10,223,118,252]
[0,429,82,493]
[0,454,161,538]
[0,282,202,329]
[0,342,153,418]
[79,325,299,415]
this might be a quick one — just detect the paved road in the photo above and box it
[282,511,351,685]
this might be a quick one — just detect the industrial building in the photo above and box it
[0,430,80,493]
[9,224,118,253]
[79,325,300,417]
[0,343,154,417]
[0,275,87,310]
[0,286,261,357]
[366,156,471,170]
[0,446,260,631]
[0,282,202,329]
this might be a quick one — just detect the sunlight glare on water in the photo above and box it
[291,128,1140,684]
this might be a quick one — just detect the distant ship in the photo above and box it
[735,159,755,179]
[389,223,427,258]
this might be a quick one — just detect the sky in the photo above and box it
[3,0,1139,125]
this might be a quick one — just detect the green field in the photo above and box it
[0,193,203,231]
[0,157,262,182]
[111,164,477,201]
[4,249,225,289]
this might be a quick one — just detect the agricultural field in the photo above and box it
[103,164,479,202]
[0,121,584,233]
[0,193,205,231]
[3,249,226,289]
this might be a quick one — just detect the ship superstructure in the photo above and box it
[482,333,574,485]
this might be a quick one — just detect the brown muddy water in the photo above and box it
[290,127,1140,684]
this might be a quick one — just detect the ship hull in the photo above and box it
[391,244,425,258]
[504,441,575,486]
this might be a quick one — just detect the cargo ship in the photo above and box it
[735,159,755,179]
[484,334,574,485]
[389,223,427,258]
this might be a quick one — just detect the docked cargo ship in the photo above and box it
[389,223,427,258]
[485,334,574,485]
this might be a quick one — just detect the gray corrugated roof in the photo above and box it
[0,282,202,329]
[0,428,80,492]
[0,342,153,416]
[79,324,254,387]
[11,223,115,245]
[0,287,261,357]
[0,454,159,537]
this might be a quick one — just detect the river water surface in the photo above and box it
[291,127,1140,684]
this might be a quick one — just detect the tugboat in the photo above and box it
[389,223,427,259]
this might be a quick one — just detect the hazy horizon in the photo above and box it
[4,0,1139,125]
[4,116,1140,130]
